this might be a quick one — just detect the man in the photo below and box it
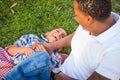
[42,0,120,80]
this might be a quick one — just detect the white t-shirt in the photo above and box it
[60,12,120,80]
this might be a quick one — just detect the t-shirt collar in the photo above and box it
[93,12,120,43]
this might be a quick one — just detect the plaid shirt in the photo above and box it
[14,34,61,68]
[0,47,15,79]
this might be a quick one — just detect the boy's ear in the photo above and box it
[45,32,50,36]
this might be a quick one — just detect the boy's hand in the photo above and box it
[21,47,34,56]
[32,42,48,53]
[41,42,53,54]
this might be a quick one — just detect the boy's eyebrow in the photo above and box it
[61,33,66,38]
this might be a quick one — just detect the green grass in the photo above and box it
[112,0,120,14]
[0,0,77,54]
[0,0,120,54]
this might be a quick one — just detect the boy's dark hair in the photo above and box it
[76,0,112,21]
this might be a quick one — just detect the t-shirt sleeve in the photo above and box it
[96,48,120,80]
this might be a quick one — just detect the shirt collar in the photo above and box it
[93,12,120,43]
[39,34,48,42]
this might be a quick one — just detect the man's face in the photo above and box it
[46,28,67,43]
[74,0,92,31]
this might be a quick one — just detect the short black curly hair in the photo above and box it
[76,0,112,21]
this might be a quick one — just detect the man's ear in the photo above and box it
[45,32,50,36]
[88,16,94,25]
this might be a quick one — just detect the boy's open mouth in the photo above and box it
[52,34,59,41]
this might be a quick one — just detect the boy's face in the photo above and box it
[46,28,67,43]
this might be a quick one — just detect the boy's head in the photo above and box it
[45,28,67,43]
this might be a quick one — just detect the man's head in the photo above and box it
[74,0,112,34]
[75,0,112,21]
[45,28,67,43]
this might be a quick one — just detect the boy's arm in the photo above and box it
[7,45,34,56]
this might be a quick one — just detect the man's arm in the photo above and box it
[53,71,110,80]
[53,72,76,80]
[42,32,74,54]
[52,32,74,49]
[87,72,110,80]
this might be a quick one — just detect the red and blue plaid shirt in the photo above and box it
[14,34,61,68]
[0,47,15,79]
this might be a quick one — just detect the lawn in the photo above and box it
[0,0,120,54]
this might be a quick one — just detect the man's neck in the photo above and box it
[90,15,116,36]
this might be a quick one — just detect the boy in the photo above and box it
[0,28,68,79]
[9,28,67,68]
